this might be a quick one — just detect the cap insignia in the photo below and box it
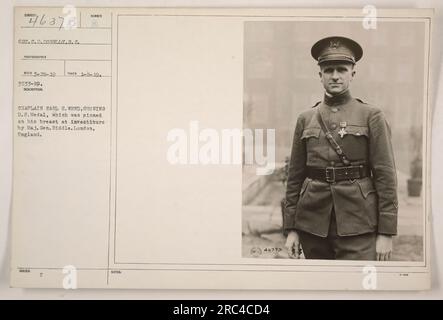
[329,40,340,49]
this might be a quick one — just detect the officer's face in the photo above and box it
[319,62,355,95]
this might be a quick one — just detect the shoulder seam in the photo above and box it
[311,101,321,108]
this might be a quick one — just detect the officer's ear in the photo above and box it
[350,65,356,80]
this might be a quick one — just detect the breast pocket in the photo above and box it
[341,125,369,160]
[345,125,369,138]
[301,127,321,144]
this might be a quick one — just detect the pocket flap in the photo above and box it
[300,178,311,195]
[357,179,376,198]
[301,127,321,140]
[345,126,369,137]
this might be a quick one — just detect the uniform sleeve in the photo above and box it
[368,108,399,235]
[283,116,307,233]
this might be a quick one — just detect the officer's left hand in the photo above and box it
[376,234,393,261]
[285,230,301,259]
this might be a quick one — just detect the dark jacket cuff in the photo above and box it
[377,211,398,235]
[283,208,297,233]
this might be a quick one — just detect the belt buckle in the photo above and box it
[325,167,335,183]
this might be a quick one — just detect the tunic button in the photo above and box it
[330,123,337,130]
[331,107,338,112]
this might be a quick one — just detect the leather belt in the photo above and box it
[307,165,369,183]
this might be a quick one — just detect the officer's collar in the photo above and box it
[323,89,352,106]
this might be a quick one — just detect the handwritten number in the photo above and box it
[28,16,38,27]
[58,16,65,30]
[39,14,47,26]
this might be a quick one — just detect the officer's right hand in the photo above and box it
[285,230,301,259]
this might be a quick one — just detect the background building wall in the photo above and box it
[242,21,426,261]
[243,21,425,173]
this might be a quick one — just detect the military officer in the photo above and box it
[284,36,398,261]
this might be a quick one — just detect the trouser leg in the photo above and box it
[298,231,335,260]
[329,208,377,260]
[331,233,377,260]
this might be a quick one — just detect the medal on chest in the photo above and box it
[338,122,347,138]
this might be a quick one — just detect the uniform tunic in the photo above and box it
[284,90,398,238]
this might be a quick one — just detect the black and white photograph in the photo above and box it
[7,6,434,291]
[242,20,428,262]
